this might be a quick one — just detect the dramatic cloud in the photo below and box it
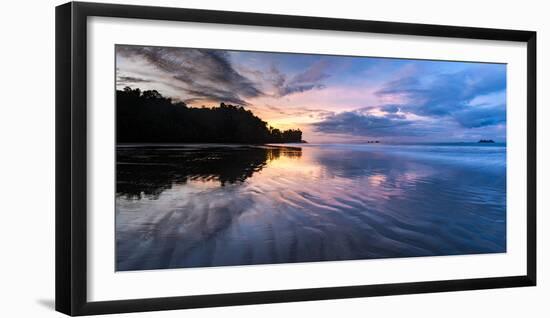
[375,64,506,124]
[116,45,507,142]
[453,104,506,128]
[313,108,455,140]
[268,60,329,97]
[314,63,506,140]
[116,76,151,84]
[116,46,263,105]
[312,106,438,137]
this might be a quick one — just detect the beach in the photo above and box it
[115,143,506,271]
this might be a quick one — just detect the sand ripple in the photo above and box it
[116,144,506,271]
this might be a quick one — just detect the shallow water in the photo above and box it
[115,143,506,271]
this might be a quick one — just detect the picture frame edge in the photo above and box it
[55,1,537,316]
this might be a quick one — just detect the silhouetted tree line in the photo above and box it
[117,87,303,143]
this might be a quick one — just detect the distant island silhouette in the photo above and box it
[478,139,495,143]
[117,87,303,143]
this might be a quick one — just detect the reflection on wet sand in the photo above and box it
[116,144,506,271]
[117,145,302,199]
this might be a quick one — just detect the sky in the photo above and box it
[116,45,506,143]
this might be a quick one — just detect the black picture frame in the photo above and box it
[55,1,537,316]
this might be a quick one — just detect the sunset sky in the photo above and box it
[116,45,506,143]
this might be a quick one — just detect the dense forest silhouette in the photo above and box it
[117,145,302,199]
[117,87,303,143]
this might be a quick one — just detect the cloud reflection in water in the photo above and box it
[116,144,506,271]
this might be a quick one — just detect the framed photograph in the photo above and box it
[55,1,536,316]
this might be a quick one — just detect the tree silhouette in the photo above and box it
[117,87,303,143]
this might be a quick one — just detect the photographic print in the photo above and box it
[115,45,507,271]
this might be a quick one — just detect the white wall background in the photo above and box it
[0,0,547,316]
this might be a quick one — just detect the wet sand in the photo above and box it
[115,143,506,271]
